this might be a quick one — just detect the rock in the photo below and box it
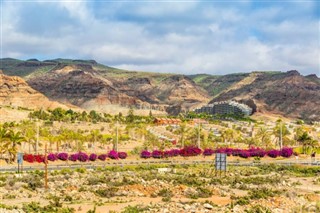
[0,73,70,110]
[183,204,191,210]
[184,187,197,197]
[204,203,214,209]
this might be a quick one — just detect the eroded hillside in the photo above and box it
[209,71,320,121]
[0,71,71,110]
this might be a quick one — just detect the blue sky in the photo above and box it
[1,0,319,75]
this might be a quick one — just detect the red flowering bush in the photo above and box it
[141,150,151,158]
[248,148,266,157]
[77,152,88,162]
[108,150,118,159]
[180,146,202,157]
[23,154,34,163]
[280,147,293,158]
[57,153,68,161]
[34,154,44,163]
[69,153,78,161]
[203,148,215,156]
[172,149,180,156]
[239,151,250,158]
[267,149,281,158]
[163,150,173,158]
[98,154,107,161]
[23,154,44,163]
[152,150,163,158]
[47,153,58,161]
[89,153,97,161]
[118,152,127,159]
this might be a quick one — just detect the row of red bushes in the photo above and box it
[22,150,127,163]
[140,146,294,159]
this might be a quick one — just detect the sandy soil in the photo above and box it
[0,107,30,122]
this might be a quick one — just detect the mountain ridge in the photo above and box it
[0,58,319,120]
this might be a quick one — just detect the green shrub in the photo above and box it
[87,176,105,185]
[0,175,7,182]
[234,196,250,205]
[3,193,16,199]
[245,204,272,213]
[22,201,75,213]
[22,202,42,212]
[8,178,16,187]
[75,168,86,173]
[187,187,213,199]
[23,174,43,190]
[157,188,172,197]
[0,203,18,210]
[248,187,282,200]
[162,196,171,202]
[87,206,96,213]
[95,187,118,198]
[122,205,147,213]
[60,169,74,175]
[197,187,213,198]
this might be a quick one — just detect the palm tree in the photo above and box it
[18,120,32,151]
[256,127,272,149]
[7,130,25,162]
[46,134,57,153]
[23,127,36,153]
[297,131,318,154]
[56,134,64,152]
[221,128,236,146]
[244,137,256,148]
[175,122,190,148]
[273,122,290,149]
[0,127,9,142]
[144,132,160,150]
[58,128,70,152]
[0,127,10,161]
[88,129,101,152]
[74,131,86,152]
[135,123,148,143]
[294,125,313,146]
[100,134,113,149]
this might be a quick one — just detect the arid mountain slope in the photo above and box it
[1,58,319,120]
[0,72,70,110]
[27,66,141,109]
[22,62,209,113]
[189,73,250,97]
[209,71,320,121]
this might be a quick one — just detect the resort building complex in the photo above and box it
[194,100,253,116]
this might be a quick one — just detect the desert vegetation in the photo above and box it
[0,164,320,212]
[0,106,320,212]
[0,107,319,163]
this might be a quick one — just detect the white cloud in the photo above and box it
[57,1,93,24]
[1,1,319,75]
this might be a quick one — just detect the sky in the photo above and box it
[1,0,320,75]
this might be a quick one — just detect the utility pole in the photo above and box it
[44,143,48,190]
[115,120,119,152]
[280,123,283,149]
[197,123,201,148]
[36,120,39,154]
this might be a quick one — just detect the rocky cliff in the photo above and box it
[25,63,209,113]
[0,72,70,110]
[209,71,320,121]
